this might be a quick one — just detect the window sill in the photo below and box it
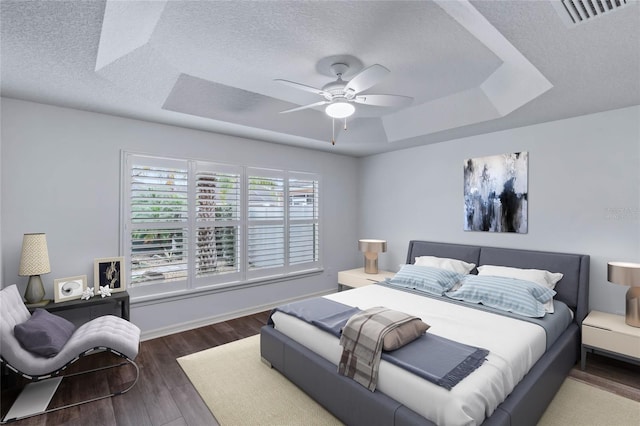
[129,268,324,308]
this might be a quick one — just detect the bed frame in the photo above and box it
[260,241,590,426]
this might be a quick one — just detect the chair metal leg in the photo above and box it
[1,357,139,424]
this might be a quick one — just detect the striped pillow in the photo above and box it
[445,275,556,318]
[389,265,463,296]
[477,265,563,314]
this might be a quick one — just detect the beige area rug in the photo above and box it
[177,335,341,425]
[538,376,640,426]
[178,335,640,426]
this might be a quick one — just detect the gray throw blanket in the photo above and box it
[338,307,419,392]
[269,298,488,391]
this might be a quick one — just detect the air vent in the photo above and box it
[551,0,630,27]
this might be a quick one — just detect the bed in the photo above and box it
[260,241,590,426]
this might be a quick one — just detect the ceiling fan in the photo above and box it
[275,63,413,120]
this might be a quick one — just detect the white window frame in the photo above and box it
[123,154,190,298]
[121,152,322,298]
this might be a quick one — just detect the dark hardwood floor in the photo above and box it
[1,310,270,426]
[570,351,640,402]
[2,310,638,425]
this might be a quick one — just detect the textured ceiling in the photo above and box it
[1,0,639,157]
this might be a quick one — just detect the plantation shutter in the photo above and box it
[195,162,242,283]
[288,174,320,269]
[127,155,189,286]
[247,170,285,275]
[124,153,322,295]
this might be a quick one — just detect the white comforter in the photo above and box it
[270,285,547,426]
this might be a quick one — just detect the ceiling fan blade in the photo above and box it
[274,79,327,96]
[344,64,390,94]
[279,100,328,114]
[354,94,413,108]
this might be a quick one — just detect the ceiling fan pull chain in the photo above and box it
[331,118,335,145]
[344,117,347,131]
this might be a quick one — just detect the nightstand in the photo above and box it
[337,267,395,291]
[581,310,640,370]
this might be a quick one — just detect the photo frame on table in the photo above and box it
[94,256,126,293]
[53,275,87,303]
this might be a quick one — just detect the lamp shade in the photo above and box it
[608,261,640,328]
[358,239,387,254]
[608,261,640,286]
[19,233,51,276]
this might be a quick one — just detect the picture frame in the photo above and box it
[463,151,528,233]
[94,256,126,293]
[54,275,88,303]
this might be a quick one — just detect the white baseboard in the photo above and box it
[139,289,335,341]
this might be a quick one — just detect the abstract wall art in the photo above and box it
[463,152,528,233]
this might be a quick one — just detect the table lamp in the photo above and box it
[18,233,51,306]
[358,239,387,274]
[607,261,640,327]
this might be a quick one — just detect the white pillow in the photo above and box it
[414,256,476,275]
[476,265,563,313]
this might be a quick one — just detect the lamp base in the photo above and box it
[24,275,46,305]
[364,253,379,274]
[25,299,51,308]
[625,286,640,327]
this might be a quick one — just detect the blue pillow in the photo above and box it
[445,275,556,318]
[14,309,76,357]
[388,265,463,296]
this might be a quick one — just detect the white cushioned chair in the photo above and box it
[0,284,140,423]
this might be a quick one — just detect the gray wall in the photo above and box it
[3,98,638,336]
[359,105,640,316]
[1,98,360,338]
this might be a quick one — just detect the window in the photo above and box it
[123,153,321,295]
[288,175,319,267]
[127,157,189,287]
[194,162,242,285]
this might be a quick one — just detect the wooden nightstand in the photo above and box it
[337,267,395,291]
[581,310,640,370]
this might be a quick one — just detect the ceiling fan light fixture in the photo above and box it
[325,101,355,119]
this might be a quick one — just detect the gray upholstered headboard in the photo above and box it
[406,241,590,324]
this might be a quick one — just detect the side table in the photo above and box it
[27,291,130,321]
[581,310,640,370]
[337,267,395,291]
